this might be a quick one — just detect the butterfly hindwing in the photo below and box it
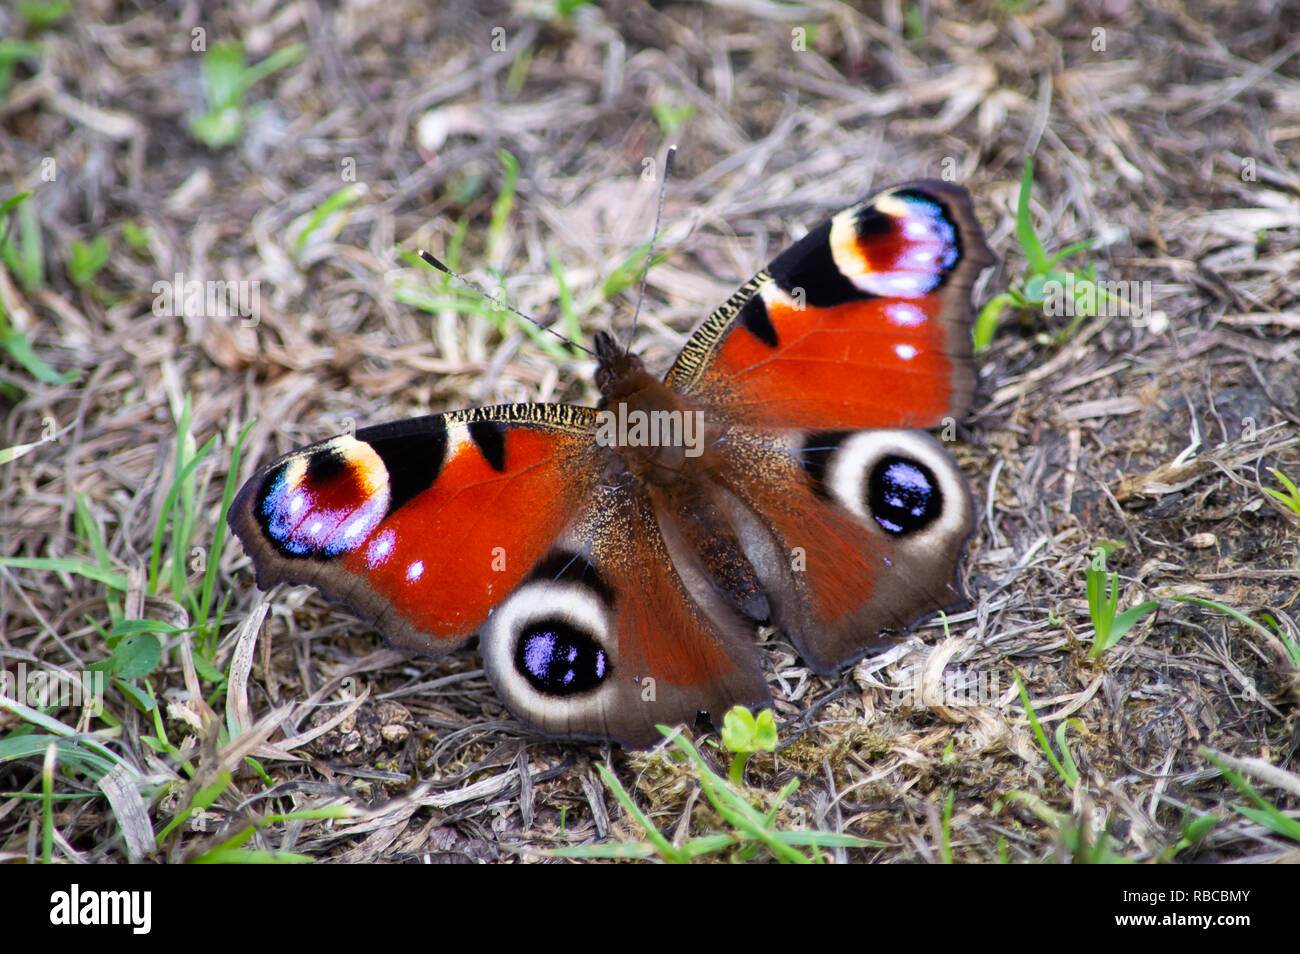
[712,426,975,674]
[666,179,994,430]
[479,485,770,747]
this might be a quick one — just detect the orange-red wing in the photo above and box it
[712,427,975,676]
[665,180,994,430]
[228,404,602,654]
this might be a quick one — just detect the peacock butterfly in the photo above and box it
[228,178,995,747]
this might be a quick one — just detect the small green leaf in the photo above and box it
[68,234,109,286]
[1182,813,1218,844]
[652,101,694,137]
[1105,599,1160,648]
[189,107,244,149]
[17,0,71,29]
[112,632,162,679]
[120,220,151,251]
[190,651,227,685]
[1047,237,1097,268]
[973,292,1015,350]
[113,677,157,713]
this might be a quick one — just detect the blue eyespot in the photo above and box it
[515,621,608,695]
[869,456,942,535]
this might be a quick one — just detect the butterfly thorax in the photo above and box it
[593,331,717,486]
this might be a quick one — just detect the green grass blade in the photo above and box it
[1013,671,1073,787]
[1015,156,1049,275]
[0,322,74,384]
[200,419,255,633]
[1202,750,1300,842]
[0,557,126,590]
[1232,805,1300,842]
[665,732,811,863]
[0,695,135,777]
[548,841,657,859]
[595,762,683,862]
[1047,237,1097,268]
[487,148,519,266]
[193,848,315,864]
[769,830,878,849]
[294,184,366,253]
[148,433,218,594]
[1105,599,1160,648]
[238,43,305,94]
[41,741,56,863]
[1167,596,1280,642]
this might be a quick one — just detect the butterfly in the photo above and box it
[228,178,995,747]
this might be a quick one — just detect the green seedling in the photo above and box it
[1202,749,1300,843]
[551,726,876,863]
[549,0,594,18]
[120,220,152,253]
[601,237,669,301]
[903,4,925,41]
[0,192,76,388]
[67,234,109,287]
[1013,670,1082,789]
[2,189,43,293]
[999,791,1135,863]
[974,155,1113,350]
[1159,810,1218,861]
[719,704,777,786]
[652,101,694,137]
[940,788,955,863]
[487,148,519,268]
[290,184,367,256]
[1262,467,1300,516]
[189,41,305,148]
[1085,547,1158,659]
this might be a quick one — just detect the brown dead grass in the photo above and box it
[1,0,1298,863]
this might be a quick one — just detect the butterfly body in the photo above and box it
[229,179,994,746]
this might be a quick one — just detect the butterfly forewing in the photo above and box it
[229,405,603,653]
[666,180,994,430]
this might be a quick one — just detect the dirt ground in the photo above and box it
[1,0,1298,864]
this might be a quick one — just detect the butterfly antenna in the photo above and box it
[625,144,677,356]
[417,250,594,357]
